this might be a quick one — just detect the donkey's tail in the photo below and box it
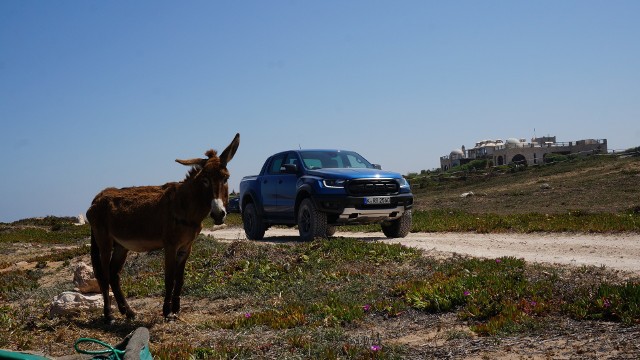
[90,230,105,286]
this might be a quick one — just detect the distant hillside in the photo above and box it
[409,151,640,215]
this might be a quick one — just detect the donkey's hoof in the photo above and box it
[164,313,178,322]
[104,316,116,325]
[119,306,136,320]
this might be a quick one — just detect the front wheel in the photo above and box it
[381,209,412,238]
[297,198,327,241]
[243,203,265,240]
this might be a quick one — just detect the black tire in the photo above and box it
[326,225,337,237]
[381,209,412,238]
[243,202,265,240]
[297,198,327,241]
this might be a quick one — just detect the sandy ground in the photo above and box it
[203,227,640,276]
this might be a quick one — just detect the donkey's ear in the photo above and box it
[176,158,207,168]
[220,133,240,166]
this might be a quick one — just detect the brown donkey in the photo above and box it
[86,133,239,323]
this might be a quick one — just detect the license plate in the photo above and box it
[364,196,391,205]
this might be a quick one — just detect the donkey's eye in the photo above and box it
[202,178,210,187]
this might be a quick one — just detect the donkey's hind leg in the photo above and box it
[110,244,136,320]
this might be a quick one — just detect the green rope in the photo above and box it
[74,337,125,360]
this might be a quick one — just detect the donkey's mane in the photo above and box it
[205,149,218,158]
[182,149,220,182]
[184,167,200,181]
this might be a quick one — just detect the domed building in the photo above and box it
[450,148,464,159]
[504,138,523,148]
[440,135,607,170]
[441,148,464,171]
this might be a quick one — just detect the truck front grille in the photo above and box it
[347,179,399,196]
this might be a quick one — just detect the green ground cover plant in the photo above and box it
[147,237,640,358]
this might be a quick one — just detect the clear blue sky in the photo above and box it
[1,1,639,222]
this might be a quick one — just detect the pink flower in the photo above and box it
[496,259,502,263]
[603,299,611,308]
[463,290,471,296]
[370,345,381,351]
[363,304,371,312]
[244,312,252,318]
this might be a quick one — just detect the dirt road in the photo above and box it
[203,227,640,275]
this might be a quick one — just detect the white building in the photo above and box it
[440,136,607,171]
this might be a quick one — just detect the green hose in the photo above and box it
[73,337,125,360]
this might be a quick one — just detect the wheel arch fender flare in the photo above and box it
[294,186,314,218]
[241,191,264,218]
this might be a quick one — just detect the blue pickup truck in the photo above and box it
[239,149,413,241]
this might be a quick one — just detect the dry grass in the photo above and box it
[410,155,640,215]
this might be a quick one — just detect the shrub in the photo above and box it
[460,159,488,172]
[544,153,568,164]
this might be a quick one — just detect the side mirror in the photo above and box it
[373,164,382,170]
[281,164,298,174]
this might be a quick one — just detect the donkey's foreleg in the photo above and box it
[110,245,136,320]
[163,248,178,319]
[91,231,115,324]
[171,245,193,315]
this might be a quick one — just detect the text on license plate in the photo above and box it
[364,196,391,205]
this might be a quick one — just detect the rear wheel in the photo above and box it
[381,209,412,238]
[298,198,327,241]
[243,203,265,240]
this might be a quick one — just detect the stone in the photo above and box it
[73,262,100,294]
[49,291,105,317]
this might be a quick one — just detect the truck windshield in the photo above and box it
[299,150,375,170]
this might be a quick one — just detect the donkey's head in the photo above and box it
[176,133,240,225]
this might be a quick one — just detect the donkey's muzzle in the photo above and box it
[210,198,226,225]
[211,210,226,225]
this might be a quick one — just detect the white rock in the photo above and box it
[73,262,100,294]
[49,291,105,317]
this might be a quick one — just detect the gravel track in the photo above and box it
[204,227,640,275]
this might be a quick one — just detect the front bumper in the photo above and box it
[312,193,413,224]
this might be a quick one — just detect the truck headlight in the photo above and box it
[399,177,410,188]
[322,179,346,188]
